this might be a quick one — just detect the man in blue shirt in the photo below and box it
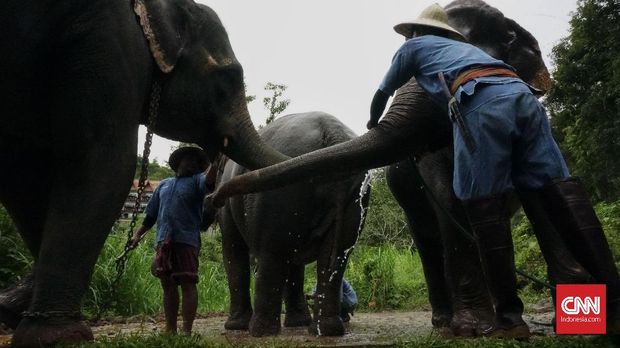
[369,3,620,337]
[130,146,216,334]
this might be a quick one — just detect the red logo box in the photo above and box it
[556,284,606,335]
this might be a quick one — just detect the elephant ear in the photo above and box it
[134,0,185,73]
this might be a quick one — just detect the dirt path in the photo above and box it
[89,310,556,346]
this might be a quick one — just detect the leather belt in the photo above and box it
[450,67,519,94]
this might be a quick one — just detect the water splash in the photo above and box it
[328,170,373,282]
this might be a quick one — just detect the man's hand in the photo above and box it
[129,226,148,249]
[129,233,142,249]
[368,89,389,130]
[366,119,379,130]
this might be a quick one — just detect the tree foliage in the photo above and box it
[546,0,620,201]
[135,156,175,180]
[262,82,290,125]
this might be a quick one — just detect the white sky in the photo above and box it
[140,0,578,164]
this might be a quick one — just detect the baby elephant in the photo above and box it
[213,112,370,337]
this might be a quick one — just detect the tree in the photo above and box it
[262,82,290,125]
[135,155,175,180]
[546,0,620,201]
[245,81,256,104]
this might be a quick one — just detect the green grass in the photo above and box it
[85,225,230,318]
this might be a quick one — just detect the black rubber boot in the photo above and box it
[541,177,620,335]
[463,193,530,339]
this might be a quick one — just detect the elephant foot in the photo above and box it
[12,317,93,347]
[248,313,280,337]
[483,314,530,339]
[450,309,478,337]
[450,309,494,337]
[0,274,34,329]
[484,323,530,340]
[308,316,345,336]
[431,310,452,328]
[284,309,312,327]
[224,311,252,330]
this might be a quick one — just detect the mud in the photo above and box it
[88,310,556,346]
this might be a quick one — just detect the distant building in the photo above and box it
[120,180,160,219]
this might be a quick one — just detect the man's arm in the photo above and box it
[130,185,161,248]
[367,89,390,129]
[369,42,419,128]
[130,215,156,248]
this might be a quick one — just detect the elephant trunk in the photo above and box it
[211,125,409,206]
[211,81,447,206]
[218,97,289,170]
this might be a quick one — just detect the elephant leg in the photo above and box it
[249,252,285,337]
[0,147,54,328]
[13,154,135,345]
[11,133,137,346]
[283,264,311,327]
[309,250,347,336]
[387,161,453,328]
[221,213,253,330]
[402,203,453,328]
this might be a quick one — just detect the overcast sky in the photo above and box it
[139,0,578,164]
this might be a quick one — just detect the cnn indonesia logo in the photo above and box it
[556,284,606,335]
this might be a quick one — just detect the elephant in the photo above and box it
[210,0,593,337]
[214,112,370,337]
[0,0,290,345]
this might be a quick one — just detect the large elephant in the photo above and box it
[210,0,592,337]
[215,112,369,337]
[0,0,289,345]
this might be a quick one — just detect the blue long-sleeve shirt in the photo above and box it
[378,35,519,109]
[144,173,210,248]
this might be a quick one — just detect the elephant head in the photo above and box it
[444,0,552,92]
[135,0,288,168]
[210,0,551,204]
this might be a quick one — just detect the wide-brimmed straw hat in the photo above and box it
[394,3,466,41]
[168,146,209,172]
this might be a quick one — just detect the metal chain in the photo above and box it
[96,79,160,319]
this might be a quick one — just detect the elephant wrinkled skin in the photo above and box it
[0,0,288,346]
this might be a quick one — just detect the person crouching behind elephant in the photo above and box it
[367,4,620,336]
[130,146,217,334]
[310,279,358,323]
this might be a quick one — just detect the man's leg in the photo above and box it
[511,89,620,334]
[170,243,200,335]
[462,194,528,337]
[161,278,179,334]
[453,86,533,338]
[180,283,198,334]
[541,178,620,334]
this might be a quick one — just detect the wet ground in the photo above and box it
[88,310,556,347]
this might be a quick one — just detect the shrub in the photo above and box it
[361,169,411,248]
[0,206,32,289]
